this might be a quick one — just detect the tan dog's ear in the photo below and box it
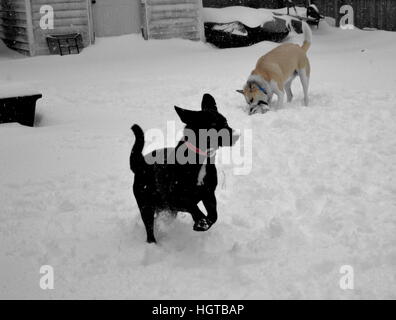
[236,90,244,95]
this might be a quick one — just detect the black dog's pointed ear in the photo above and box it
[201,93,217,112]
[174,106,186,122]
[174,106,198,124]
[236,90,244,95]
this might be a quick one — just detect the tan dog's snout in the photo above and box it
[237,84,270,115]
[237,85,267,101]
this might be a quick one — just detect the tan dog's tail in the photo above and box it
[301,22,312,52]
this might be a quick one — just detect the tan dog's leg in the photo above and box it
[285,74,297,103]
[274,88,285,107]
[285,82,293,103]
[298,68,310,106]
[271,81,285,107]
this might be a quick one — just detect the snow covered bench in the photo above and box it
[0,85,42,127]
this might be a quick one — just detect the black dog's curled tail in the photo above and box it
[130,124,145,173]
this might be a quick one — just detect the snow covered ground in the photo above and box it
[0,21,396,299]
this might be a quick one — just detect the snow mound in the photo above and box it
[0,82,41,99]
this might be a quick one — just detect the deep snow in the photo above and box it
[0,22,396,299]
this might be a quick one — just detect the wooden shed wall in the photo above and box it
[0,0,32,55]
[31,0,92,55]
[142,0,203,40]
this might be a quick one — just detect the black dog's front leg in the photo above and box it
[188,205,206,224]
[192,193,217,232]
[203,192,218,225]
[188,205,213,232]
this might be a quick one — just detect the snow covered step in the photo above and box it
[141,0,203,41]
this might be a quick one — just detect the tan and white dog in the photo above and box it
[238,22,312,115]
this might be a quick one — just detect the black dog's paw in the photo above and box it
[147,237,157,244]
[193,218,213,232]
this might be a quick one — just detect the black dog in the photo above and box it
[130,94,239,243]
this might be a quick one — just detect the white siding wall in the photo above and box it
[93,0,141,37]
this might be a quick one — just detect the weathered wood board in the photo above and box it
[142,0,204,40]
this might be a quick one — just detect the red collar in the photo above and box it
[185,141,209,156]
